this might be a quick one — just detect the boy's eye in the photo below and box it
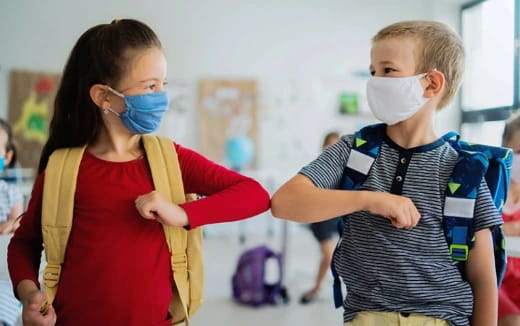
[384,67,396,74]
[370,70,375,76]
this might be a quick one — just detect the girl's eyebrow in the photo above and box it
[138,78,167,83]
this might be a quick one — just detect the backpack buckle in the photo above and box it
[43,264,62,288]
[172,253,188,272]
[449,244,468,261]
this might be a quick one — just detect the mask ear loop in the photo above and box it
[105,85,125,98]
[104,86,125,116]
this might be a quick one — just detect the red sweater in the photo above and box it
[8,143,270,326]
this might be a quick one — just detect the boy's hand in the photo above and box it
[135,191,189,227]
[364,192,421,229]
[21,290,56,326]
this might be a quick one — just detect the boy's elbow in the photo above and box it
[270,192,287,219]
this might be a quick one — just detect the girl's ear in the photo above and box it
[89,84,111,110]
[4,149,13,167]
[423,70,445,99]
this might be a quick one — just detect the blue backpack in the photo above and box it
[332,123,512,308]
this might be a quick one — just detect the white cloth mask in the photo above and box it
[366,73,429,125]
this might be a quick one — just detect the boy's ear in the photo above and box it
[89,84,111,110]
[423,70,445,99]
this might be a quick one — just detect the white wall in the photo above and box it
[0,0,464,168]
[0,0,465,235]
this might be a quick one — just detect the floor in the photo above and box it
[191,229,343,325]
[0,224,344,326]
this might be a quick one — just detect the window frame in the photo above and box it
[459,0,519,124]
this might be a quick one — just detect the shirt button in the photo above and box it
[400,157,407,164]
[396,176,403,182]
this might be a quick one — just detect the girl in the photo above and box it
[8,19,270,326]
[0,119,23,235]
[499,113,520,326]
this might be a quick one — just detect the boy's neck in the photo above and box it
[386,106,438,149]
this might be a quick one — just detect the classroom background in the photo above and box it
[0,0,517,325]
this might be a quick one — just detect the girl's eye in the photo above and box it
[384,67,396,74]
[370,70,375,76]
[147,84,156,90]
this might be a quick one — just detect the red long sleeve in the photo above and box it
[175,143,270,228]
[7,142,270,325]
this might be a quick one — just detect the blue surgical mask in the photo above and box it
[0,157,4,172]
[105,86,169,134]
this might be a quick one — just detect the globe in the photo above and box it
[225,136,255,170]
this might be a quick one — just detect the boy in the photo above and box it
[272,20,500,326]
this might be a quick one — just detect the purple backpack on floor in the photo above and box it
[232,245,289,307]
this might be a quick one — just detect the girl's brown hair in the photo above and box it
[39,19,162,173]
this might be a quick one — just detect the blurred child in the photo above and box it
[0,119,23,235]
[300,131,342,304]
[499,113,520,326]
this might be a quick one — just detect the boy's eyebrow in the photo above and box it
[377,60,395,65]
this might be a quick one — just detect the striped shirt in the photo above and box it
[300,133,502,326]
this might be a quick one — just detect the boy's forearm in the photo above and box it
[271,182,368,223]
[470,281,497,326]
[466,229,497,326]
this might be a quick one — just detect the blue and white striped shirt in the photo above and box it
[300,133,502,326]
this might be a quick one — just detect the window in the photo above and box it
[460,0,519,145]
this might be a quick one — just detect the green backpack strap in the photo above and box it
[41,146,86,311]
[142,136,204,325]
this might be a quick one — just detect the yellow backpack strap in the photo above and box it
[142,135,192,324]
[41,146,86,309]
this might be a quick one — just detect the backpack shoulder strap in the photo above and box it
[142,135,204,324]
[333,124,386,309]
[443,149,489,262]
[443,134,511,285]
[42,146,86,309]
[341,123,386,190]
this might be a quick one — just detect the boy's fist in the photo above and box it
[365,192,421,229]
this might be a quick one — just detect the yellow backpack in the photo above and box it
[40,135,204,325]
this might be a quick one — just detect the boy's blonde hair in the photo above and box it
[373,20,465,109]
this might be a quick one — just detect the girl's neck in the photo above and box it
[88,127,143,162]
[386,106,438,149]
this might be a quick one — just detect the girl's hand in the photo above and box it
[21,290,56,326]
[0,220,14,235]
[135,191,189,227]
[364,191,421,229]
